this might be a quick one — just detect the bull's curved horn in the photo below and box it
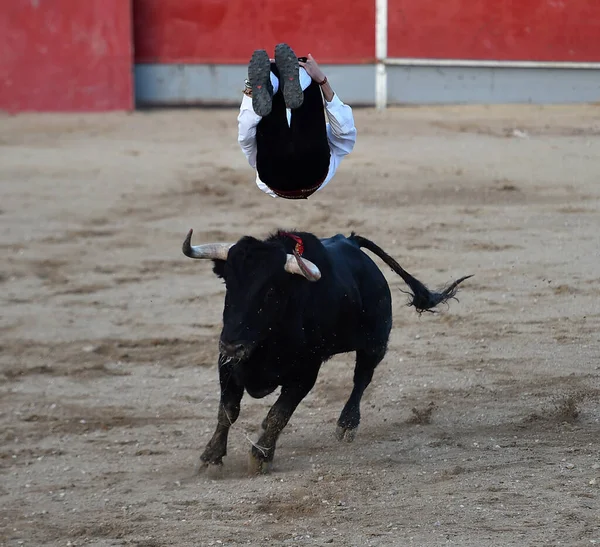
[284,253,321,282]
[182,229,232,260]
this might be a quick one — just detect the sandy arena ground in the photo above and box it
[1,105,599,547]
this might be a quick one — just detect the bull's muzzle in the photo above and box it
[219,340,252,361]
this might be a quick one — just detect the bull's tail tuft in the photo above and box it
[350,233,472,313]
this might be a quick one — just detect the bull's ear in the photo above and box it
[212,260,226,279]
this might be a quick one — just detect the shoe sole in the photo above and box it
[275,44,303,110]
[248,50,273,117]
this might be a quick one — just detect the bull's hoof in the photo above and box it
[335,425,357,443]
[197,458,224,479]
[248,453,272,475]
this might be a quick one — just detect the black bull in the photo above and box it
[182,229,471,474]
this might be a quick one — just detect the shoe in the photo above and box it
[248,49,273,117]
[275,43,303,110]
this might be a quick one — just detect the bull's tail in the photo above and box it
[351,233,472,313]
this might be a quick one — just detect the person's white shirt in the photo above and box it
[237,92,357,197]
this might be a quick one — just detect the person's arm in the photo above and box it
[237,94,261,168]
[324,95,356,141]
[299,54,356,155]
[299,54,333,98]
[319,80,335,103]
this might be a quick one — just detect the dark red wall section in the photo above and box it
[0,0,133,112]
[388,0,600,62]
[133,0,376,64]
[1,0,598,112]
[133,0,599,65]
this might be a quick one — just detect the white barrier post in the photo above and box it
[375,0,388,109]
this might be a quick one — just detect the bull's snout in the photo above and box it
[219,340,251,361]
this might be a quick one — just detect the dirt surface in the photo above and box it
[1,105,599,547]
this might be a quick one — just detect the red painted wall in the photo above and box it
[1,0,597,112]
[388,0,600,62]
[133,0,376,64]
[133,0,598,65]
[0,0,133,113]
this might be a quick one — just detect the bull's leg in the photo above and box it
[199,355,244,468]
[248,370,319,475]
[336,348,384,442]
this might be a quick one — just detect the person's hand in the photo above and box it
[299,54,326,83]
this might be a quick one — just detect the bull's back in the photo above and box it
[319,235,392,347]
[320,234,390,292]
